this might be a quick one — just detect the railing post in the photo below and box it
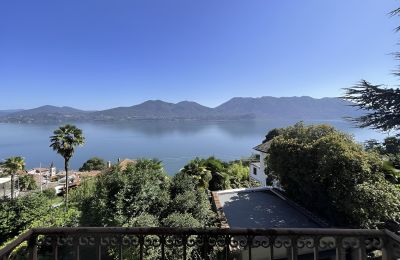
[202,234,209,260]
[160,235,165,260]
[28,235,38,260]
[182,235,187,260]
[382,238,394,260]
[287,237,298,260]
[139,235,144,260]
[118,235,123,260]
[335,237,345,260]
[52,236,58,260]
[74,236,80,260]
[269,236,275,260]
[313,236,320,260]
[247,235,253,260]
[224,235,230,260]
[356,237,366,260]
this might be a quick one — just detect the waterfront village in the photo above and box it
[0,158,135,199]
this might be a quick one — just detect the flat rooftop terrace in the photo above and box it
[215,188,323,229]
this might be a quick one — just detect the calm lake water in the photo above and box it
[0,120,386,175]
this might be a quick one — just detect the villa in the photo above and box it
[0,176,17,198]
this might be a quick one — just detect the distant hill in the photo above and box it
[0,97,363,123]
[0,109,24,117]
[92,100,215,120]
[214,96,361,120]
[0,105,90,123]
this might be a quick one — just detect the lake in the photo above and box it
[0,120,386,175]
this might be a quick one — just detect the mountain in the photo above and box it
[215,96,361,120]
[0,109,24,117]
[92,100,215,120]
[0,105,90,123]
[0,97,363,123]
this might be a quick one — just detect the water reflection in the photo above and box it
[0,120,385,175]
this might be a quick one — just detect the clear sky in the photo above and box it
[0,0,399,110]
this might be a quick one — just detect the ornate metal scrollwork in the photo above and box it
[57,236,73,246]
[37,235,53,246]
[274,237,292,249]
[319,236,336,249]
[341,237,360,249]
[121,234,140,246]
[78,236,96,246]
[100,236,119,246]
[364,237,383,250]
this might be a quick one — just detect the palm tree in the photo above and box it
[50,124,85,210]
[3,156,25,199]
[180,158,211,189]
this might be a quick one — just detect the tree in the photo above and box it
[3,157,25,199]
[168,172,214,225]
[343,81,400,132]
[0,192,50,244]
[364,139,384,153]
[342,10,400,132]
[180,158,211,189]
[267,122,400,228]
[383,136,400,154]
[79,159,171,227]
[50,124,85,210]
[19,174,37,191]
[263,128,284,143]
[79,157,106,171]
[226,161,250,188]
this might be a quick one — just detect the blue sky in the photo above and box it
[0,0,399,110]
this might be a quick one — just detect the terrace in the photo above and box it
[0,227,400,259]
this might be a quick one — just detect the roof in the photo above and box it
[253,141,271,153]
[119,159,137,170]
[213,187,325,229]
[29,168,49,173]
[0,177,11,184]
[77,171,101,177]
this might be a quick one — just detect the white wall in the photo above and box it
[249,151,267,186]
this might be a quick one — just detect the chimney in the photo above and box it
[107,161,111,168]
[118,158,121,163]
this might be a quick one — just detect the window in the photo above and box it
[253,167,257,175]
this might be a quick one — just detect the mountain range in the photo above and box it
[0,96,362,123]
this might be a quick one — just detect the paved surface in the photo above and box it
[218,190,321,228]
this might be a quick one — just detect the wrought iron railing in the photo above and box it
[1,227,400,260]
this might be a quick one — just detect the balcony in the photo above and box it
[1,227,400,260]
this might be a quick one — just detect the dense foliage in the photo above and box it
[79,157,106,171]
[363,136,400,183]
[1,154,252,258]
[267,122,400,228]
[0,192,79,245]
[71,159,215,228]
[180,156,254,191]
[19,174,38,191]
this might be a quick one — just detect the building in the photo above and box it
[249,141,271,186]
[212,187,336,260]
[27,167,49,175]
[0,176,18,198]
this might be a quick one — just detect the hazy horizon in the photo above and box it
[0,95,346,111]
